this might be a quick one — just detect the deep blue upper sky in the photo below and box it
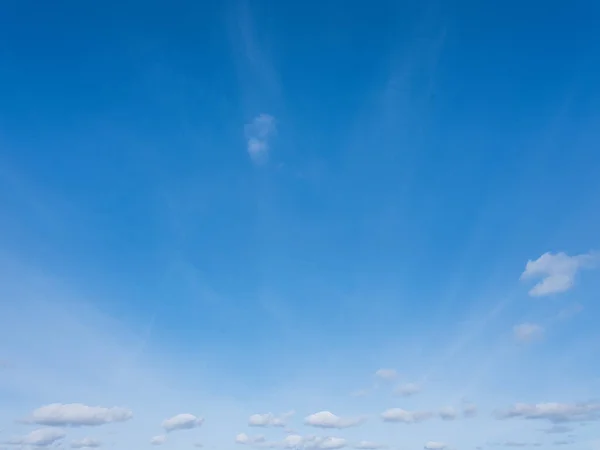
[1,1,600,450]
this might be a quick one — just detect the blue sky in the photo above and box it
[1,1,600,450]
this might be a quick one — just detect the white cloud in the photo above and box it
[424,442,447,450]
[513,323,544,342]
[8,428,66,446]
[244,114,276,164]
[280,435,305,448]
[304,411,365,429]
[495,402,600,423]
[352,441,387,449]
[374,369,398,381]
[268,435,347,450]
[520,251,597,296]
[394,382,420,396]
[249,411,294,427]
[235,433,267,445]
[27,403,133,427]
[150,435,167,446]
[162,413,204,432]
[380,408,432,423]
[438,407,458,421]
[71,438,102,448]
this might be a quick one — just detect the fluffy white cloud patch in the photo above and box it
[304,411,365,429]
[495,402,600,423]
[394,382,420,396]
[374,369,398,381]
[235,433,266,445]
[244,114,276,164]
[8,428,66,446]
[513,323,544,342]
[151,435,167,446]
[162,413,204,432]
[71,438,102,448]
[381,408,432,424]
[520,251,597,296]
[424,442,447,450]
[27,403,132,427]
[249,411,294,427]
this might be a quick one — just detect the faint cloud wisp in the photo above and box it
[244,114,276,164]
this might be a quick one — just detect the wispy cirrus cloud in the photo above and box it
[513,323,544,342]
[495,402,600,423]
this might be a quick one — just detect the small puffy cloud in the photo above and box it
[513,323,544,342]
[71,438,102,448]
[495,402,600,423]
[463,404,477,418]
[8,428,66,446]
[394,383,420,397]
[520,252,597,297]
[304,412,365,429]
[245,114,276,164]
[381,409,432,424]
[375,369,398,381]
[439,407,458,421]
[281,435,305,448]
[27,403,132,427]
[424,442,447,450]
[162,413,204,432]
[235,433,266,445]
[353,442,387,449]
[249,411,294,427]
[151,435,167,446]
